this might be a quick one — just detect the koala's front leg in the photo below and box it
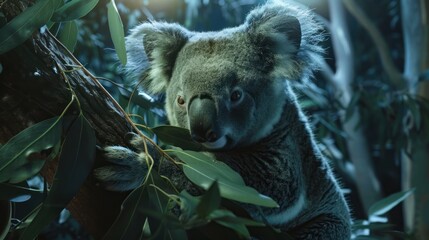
[95,133,201,195]
[288,213,351,240]
[94,134,152,191]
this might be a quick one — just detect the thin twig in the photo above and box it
[342,0,405,89]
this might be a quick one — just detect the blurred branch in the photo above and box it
[342,0,405,90]
[401,0,429,238]
[325,0,382,212]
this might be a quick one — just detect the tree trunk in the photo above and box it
[0,2,144,238]
[326,0,382,212]
[401,0,429,238]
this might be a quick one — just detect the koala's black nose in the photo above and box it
[188,97,219,143]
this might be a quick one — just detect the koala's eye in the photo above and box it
[230,89,242,102]
[177,96,185,106]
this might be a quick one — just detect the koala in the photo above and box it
[95,1,352,239]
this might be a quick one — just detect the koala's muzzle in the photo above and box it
[188,97,220,143]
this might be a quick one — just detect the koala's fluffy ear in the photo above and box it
[125,22,190,94]
[245,2,323,81]
[246,7,301,51]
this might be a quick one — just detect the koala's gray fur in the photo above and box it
[95,0,352,239]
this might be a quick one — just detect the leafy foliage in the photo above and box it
[1,0,428,239]
[0,117,62,183]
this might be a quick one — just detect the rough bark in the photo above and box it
[0,2,144,237]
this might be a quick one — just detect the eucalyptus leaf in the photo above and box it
[408,99,421,130]
[318,117,346,138]
[170,150,279,208]
[0,200,11,240]
[368,188,415,217]
[107,0,127,65]
[105,171,175,240]
[209,209,264,227]
[179,190,199,222]
[210,209,250,238]
[152,126,203,151]
[51,0,99,22]
[197,181,221,218]
[0,183,43,202]
[354,236,381,240]
[0,0,56,54]
[104,184,149,240]
[58,20,78,52]
[0,117,62,183]
[352,222,394,230]
[20,114,96,240]
[345,92,361,122]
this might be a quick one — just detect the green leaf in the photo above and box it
[345,92,361,122]
[0,200,11,240]
[58,20,78,52]
[10,141,61,184]
[170,150,279,208]
[152,126,203,151]
[209,209,264,227]
[107,0,127,65]
[104,184,149,240]
[318,117,346,138]
[408,99,421,130]
[105,171,177,240]
[209,209,250,238]
[197,181,221,218]
[0,0,56,54]
[352,222,394,230]
[0,183,43,202]
[0,117,62,183]
[51,0,99,22]
[20,114,96,240]
[368,188,415,217]
[178,190,199,222]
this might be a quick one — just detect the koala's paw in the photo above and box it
[94,134,151,191]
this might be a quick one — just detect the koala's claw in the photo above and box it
[128,132,150,152]
[95,140,150,192]
[94,165,145,191]
[103,146,142,166]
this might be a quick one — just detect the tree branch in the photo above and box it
[0,3,151,236]
[342,0,405,90]
[327,0,382,212]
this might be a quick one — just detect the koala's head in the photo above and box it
[126,2,323,150]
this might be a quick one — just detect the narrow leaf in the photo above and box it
[104,184,149,240]
[58,20,78,52]
[51,0,99,22]
[105,171,175,240]
[197,181,221,218]
[209,209,264,227]
[368,188,415,217]
[9,141,61,184]
[107,0,127,65]
[152,126,203,151]
[0,183,43,202]
[0,0,56,54]
[170,150,279,208]
[408,100,421,130]
[20,115,96,239]
[210,210,250,238]
[0,117,62,183]
[0,200,11,240]
[178,190,199,222]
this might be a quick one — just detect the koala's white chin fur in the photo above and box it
[202,135,227,149]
